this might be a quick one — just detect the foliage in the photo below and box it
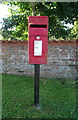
[1,2,78,40]
[69,21,78,39]
[2,74,76,118]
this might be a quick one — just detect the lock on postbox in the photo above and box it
[28,16,48,64]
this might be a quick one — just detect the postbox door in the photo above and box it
[28,35,48,64]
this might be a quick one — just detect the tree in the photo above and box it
[69,21,78,39]
[1,2,78,40]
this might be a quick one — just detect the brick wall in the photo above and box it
[1,40,78,78]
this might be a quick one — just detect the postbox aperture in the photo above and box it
[28,16,48,64]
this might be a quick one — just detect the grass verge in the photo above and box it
[2,74,77,119]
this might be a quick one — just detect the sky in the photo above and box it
[0,4,9,29]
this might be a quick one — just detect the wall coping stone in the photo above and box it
[0,39,78,43]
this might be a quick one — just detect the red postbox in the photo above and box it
[28,16,48,64]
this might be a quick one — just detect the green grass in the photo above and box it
[0,74,2,120]
[2,74,77,119]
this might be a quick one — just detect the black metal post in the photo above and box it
[34,64,40,106]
